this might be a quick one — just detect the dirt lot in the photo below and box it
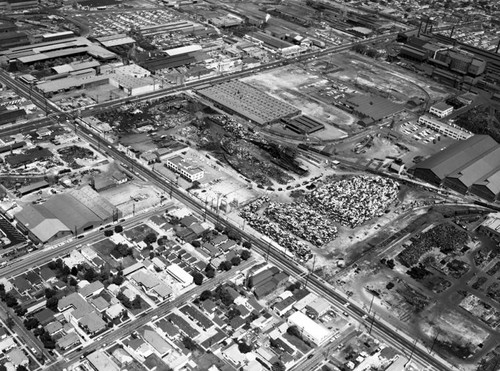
[100,181,163,216]
[323,52,451,104]
[242,66,355,133]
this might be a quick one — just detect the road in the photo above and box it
[57,258,256,368]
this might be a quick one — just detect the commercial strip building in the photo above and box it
[411,135,500,201]
[417,115,473,140]
[197,80,300,126]
[164,155,204,182]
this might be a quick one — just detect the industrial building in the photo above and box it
[283,115,325,135]
[15,186,120,243]
[197,80,300,125]
[417,115,473,140]
[0,36,117,66]
[429,102,453,118]
[411,135,500,201]
[344,94,404,124]
[164,156,204,182]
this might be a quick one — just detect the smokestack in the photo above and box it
[265,13,271,23]
[450,26,455,38]
[417,20,422,37]
[496,39,500,54]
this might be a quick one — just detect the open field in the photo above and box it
[323,52,451,104]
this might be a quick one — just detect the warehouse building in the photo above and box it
[15,186,120,243]
[411,135,500,201]
[283,115,324,135]
[197,80,300,125]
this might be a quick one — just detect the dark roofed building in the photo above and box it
[284,116,325,135]
[411,135,498,185]
[443,146,500,194]
[0,108,26,126]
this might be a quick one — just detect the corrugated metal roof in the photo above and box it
[413,135,497,180]
[446,146,500,187]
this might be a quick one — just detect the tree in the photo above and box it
[114,225,123,233]
[238,341,253,353]
[70,266,79,276]
[132,296,141,309]
[227,307,241,320]
[230,256,241,266]
[5,294,18,308]
[69,277,78,286]
[192,240,201,248]
[206,269,215,279]
[200,290,212,301]
[46,297,59,311]
[104,229,114,237]
[47,261,57,270]
[16,366,28,371]
[287,325,301,338]
[192,272,204,285]
[240,249,251,260]
[144,232,157,244]
[218,261,232,271]
[84,267,97,282]
[272,361,286,371]
[45,288,56,299]
[226,229,241,242]
[182,336,197,351]
[24,317,39,330]
[215,224,224,233]
[242,241,252,249]
[113,275,125,285]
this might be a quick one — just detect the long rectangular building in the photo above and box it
[197,80,300,125]
[412,134,500,201]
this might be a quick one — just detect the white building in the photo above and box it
[165,156,204,182]
[429,102,453,118]
[287,311,332,346]
[418,115,473,140]
[166,264,193,287]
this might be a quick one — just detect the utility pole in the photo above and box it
[305,254,316,288]
[405,339,418,368]
[369,313,375,334]
[430,329,440,354]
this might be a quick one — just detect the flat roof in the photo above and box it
[87,350,120,371]
[284,115,324,134]
[346,94,404,121]
[167,263,193,285]
[431,101,453,111]
[197,80,300,125]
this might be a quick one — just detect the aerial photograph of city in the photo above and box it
[0,0,500,370]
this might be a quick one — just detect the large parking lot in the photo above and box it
[76,9,179,37]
